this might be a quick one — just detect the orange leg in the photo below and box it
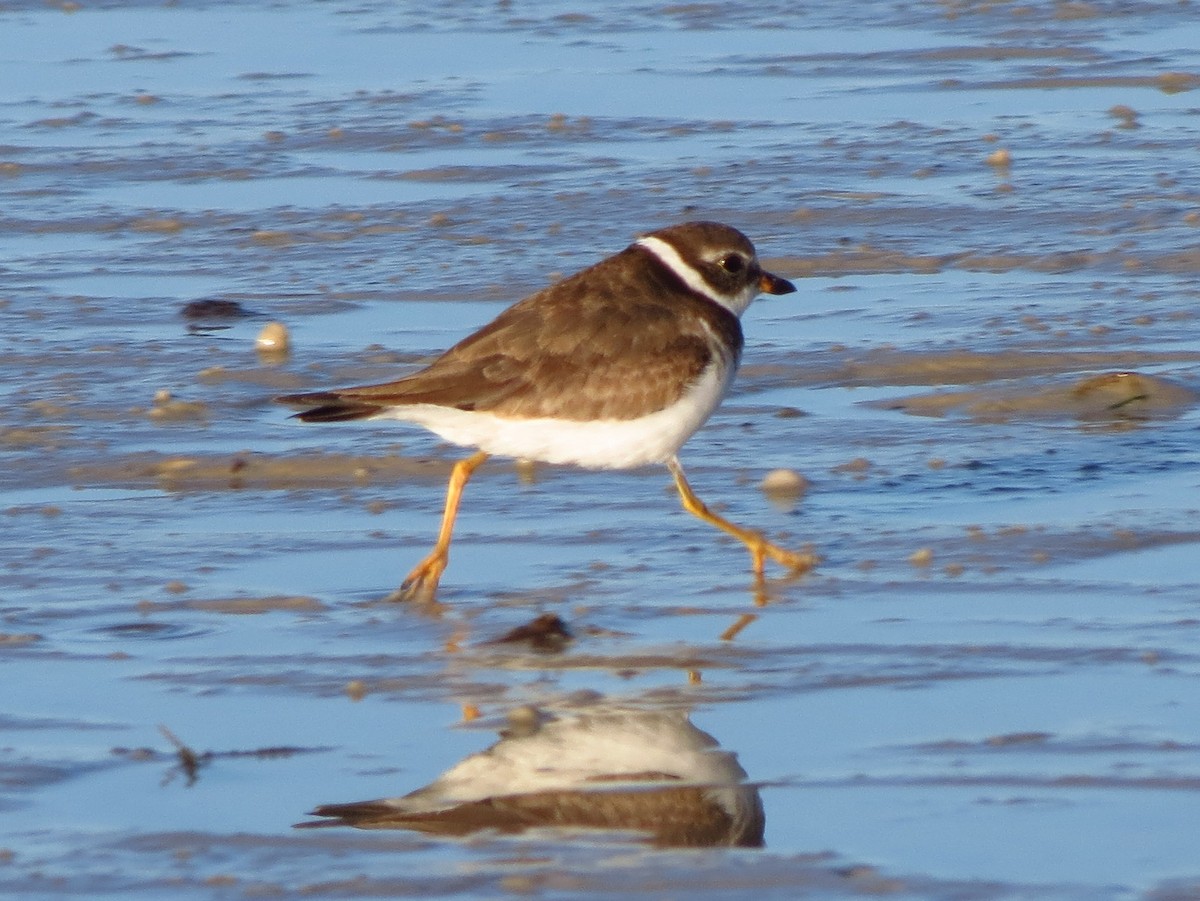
[667,456,817,584]
[386,451,489,602]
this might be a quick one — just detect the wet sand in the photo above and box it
[2,1,1200,898]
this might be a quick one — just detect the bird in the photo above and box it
[296,707,765,848]
[279,221,816,602]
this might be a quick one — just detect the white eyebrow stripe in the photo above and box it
[636,235,724,307]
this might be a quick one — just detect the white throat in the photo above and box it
[636,235,755,317]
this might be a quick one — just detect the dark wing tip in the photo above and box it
[296,800,401,829]
[276,392,382,423]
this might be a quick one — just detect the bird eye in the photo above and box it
[719,254,745,274]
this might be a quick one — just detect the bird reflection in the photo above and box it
[298,707,764,848]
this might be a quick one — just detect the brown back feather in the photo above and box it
[288,244,743,422]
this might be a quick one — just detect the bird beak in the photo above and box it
[759,270,796,296]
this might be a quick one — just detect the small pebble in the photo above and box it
[760,468,809,497]
[986,148,1012,168]
[1108,104,1139,129]
[832,457,872,476]
[909,547,934,567]
[255,321,290,356]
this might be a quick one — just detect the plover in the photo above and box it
[297,707,764,848]
[280,221,815,601]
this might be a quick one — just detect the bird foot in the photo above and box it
[383,552,447,603]
[749,537,819,587]
[763,543,819,575]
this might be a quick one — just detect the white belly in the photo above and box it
[373,362,734,470]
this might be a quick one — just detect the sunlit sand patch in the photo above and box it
[743,349,1200,392]
[0,426,73,449]
[0,632,41,647]
[68,452,452,491]
[872,371,1197,422]
[146,389,209,423]
[771,246,1200,277]
[965,71,1200,94]
[194,364,306,390]
[137,595,326,615]
[849,524,1200,579]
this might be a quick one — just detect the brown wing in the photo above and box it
[281,245,743,423]
[298,783,762,848]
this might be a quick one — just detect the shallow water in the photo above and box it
[3,1,1200,898]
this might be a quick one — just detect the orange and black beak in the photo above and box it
[759,270,796,295]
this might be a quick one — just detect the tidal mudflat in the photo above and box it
[2,2,1199,898]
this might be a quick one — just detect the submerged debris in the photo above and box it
[180,298,252,320]
[115,726,330,788]
[482,613,573,652]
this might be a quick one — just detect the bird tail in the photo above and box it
[276,391,383,423]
